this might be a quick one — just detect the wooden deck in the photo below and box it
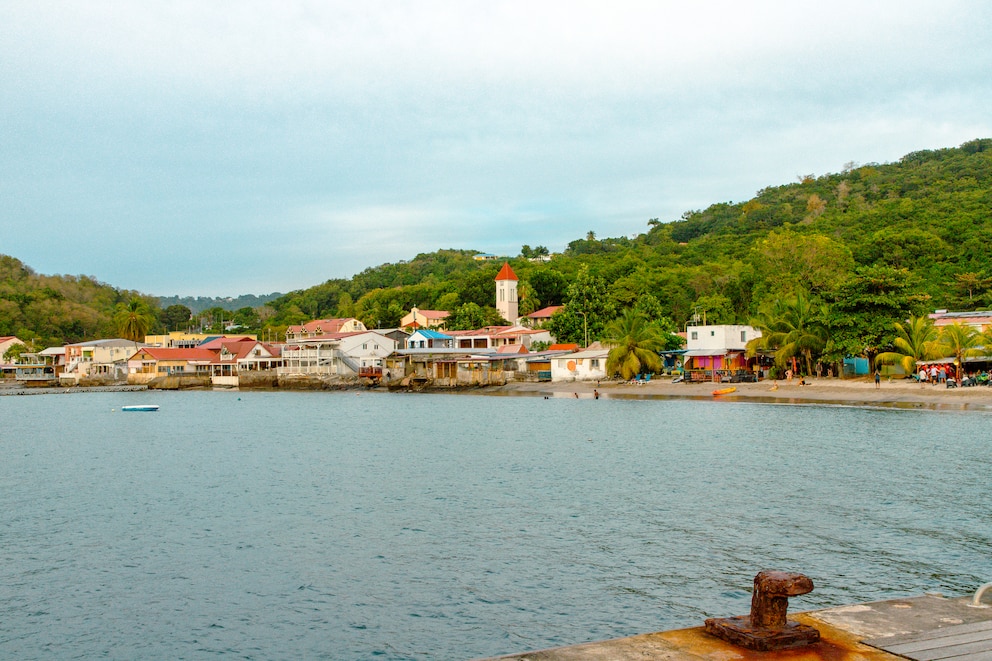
[864,620,992,661]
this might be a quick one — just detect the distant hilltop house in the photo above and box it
[473,253,499,261]
[401,307,450,330]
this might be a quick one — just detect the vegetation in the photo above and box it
[114,297,155,345]
[3,138,992,375]
[874,316,940,376]
[602,309,666,380]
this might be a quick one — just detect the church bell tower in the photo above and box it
[495,262,518,324]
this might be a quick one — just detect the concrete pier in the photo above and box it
[482,593,992,661]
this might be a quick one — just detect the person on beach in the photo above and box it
[593,389,600,399]
[919,367,927,387]
[874,368,881,389]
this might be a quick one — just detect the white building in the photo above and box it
[279,331,397,377]
[550,347,609,382]
[61,338,142,384]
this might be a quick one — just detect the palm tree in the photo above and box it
[602,309,664,380]
[747,292,827,376]
[936,322,983,382]
[875,316,940,376]
[115,297,153,346]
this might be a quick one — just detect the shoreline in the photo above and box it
[489,376,992,411]
[4,377,992,412]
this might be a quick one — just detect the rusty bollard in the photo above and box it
[704,571,820,651]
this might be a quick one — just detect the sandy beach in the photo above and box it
[493,375,992,411]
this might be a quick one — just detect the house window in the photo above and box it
[691,331,698,340]
[591,359,600,369]
[741,331,747,342]
[710,331,715,337]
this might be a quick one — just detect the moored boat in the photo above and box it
[121,404,159,412]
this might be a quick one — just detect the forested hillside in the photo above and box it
[3,138,991,362]
[265,138,992,358]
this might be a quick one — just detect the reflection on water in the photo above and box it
[1,391,989,660]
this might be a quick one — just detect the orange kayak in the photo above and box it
[712,387,737,396]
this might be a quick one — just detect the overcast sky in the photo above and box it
[2,1,990,297]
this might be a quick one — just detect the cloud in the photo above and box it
[1,1,991,296]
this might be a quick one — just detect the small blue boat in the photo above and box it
[121,405,159,412]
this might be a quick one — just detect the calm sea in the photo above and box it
[1,390,989,660]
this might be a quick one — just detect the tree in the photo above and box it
[159,304,192,332]
[562,264,615,342]
[874,316,940,376]
[602,309,664,380]
[752,229,853,297]
[822,265,930,367]
[528,269,568,307]
[232,306,262,330]
[936,323,983,382]
[3,341,29,363]
[446,302,503,330]
[748,292,828,376]
[114,297,154,344]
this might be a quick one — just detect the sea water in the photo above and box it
[1,390,990,660]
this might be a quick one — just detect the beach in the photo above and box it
[494,375,992,411]
[5,376,992,411]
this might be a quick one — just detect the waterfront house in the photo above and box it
[682,324,761,382]
[62,338,144,384]
[550,347,610,382]
[209,340,283,386]
[14,347,64,386]
[127,347,217,384]
[279,331,397,378]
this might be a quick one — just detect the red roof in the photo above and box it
[410,309,450,319]
[495,262,518,281]
[548,343,579,351]
[133,347,217,361]
[528,305,563,319]
[198,335,256,350]
[215,341,281,361]
[496,344,529,354]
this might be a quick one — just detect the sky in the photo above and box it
[2,1,991,298]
